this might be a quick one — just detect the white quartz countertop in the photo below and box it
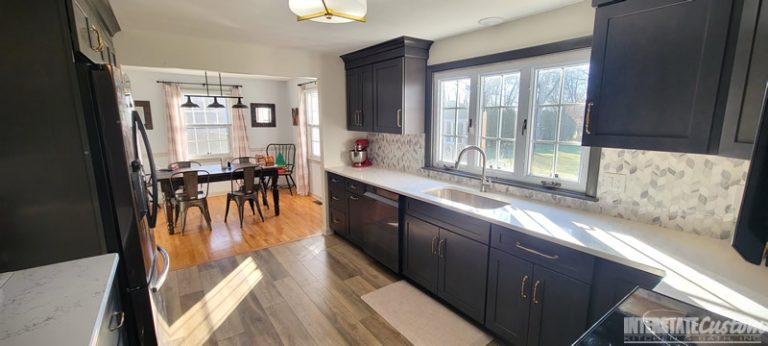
[0,254,120,346]
[327,166,768,329]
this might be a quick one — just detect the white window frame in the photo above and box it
[181,88,233,159]
[431,49,593,193]
[304,86,321,160]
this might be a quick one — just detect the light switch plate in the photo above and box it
[602,172,626,194]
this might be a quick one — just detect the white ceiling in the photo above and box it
[122,65,299,81]
[110,0,583,54]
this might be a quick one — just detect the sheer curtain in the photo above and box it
[294,86,310,196]
[231,87,249,158]
[162,83,188,163]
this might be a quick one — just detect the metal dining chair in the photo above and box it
[171,169,212,234]
[168,160,201,170]
[225,165,265,227]
[231,157,254,164]
[266,143,296,195]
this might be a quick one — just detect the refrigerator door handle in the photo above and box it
[132,110,159,228]
[151,245,170,292]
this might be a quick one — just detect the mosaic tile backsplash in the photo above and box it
[366,133,750,239]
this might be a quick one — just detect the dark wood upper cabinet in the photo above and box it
[341,36,433,134]
[720,0,768,158]
[346,65,374,132]
[583,0,741,154]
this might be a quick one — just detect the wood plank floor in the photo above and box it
[157,234,412,346]
[155,189,324,271]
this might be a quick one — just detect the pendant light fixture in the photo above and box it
[233,97,248,109]
[207,72,225,109]
[180,95,199,108]
[289,0,366,23]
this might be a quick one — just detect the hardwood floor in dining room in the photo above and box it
[155,189,324,271]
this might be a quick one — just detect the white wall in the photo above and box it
[124,68,293,167]
[428,1,595,64]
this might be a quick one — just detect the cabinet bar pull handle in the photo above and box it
[89,25,106,52]
[521,275,529,299]
[533,280,541,304]
[331,196,340,201]
[108,311,125,331]
[515,242,559,260]
[333,218,342,223]
[584,101,594,135]
[431,236,438,255]
[359,110,363,126]
[349,195,359,200]
[438,238,446,258]
[396,109,402,128]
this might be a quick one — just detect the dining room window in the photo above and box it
[305,87,321,159]
[181,94,232,158]
[430,49,595,194]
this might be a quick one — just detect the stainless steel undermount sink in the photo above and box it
[424,188,508,210]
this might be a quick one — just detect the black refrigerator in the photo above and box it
[0,0,168,344]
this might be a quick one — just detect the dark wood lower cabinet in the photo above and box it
[403,215,440,293]
[437,228,489,323]
[485,249,534,345]
[526,265,591,346]
[485,249,591,346]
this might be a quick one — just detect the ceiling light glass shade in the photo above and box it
[232,97,248,109]
[208,97,225,109]
[181,95,199,108]
[289,0,366,23]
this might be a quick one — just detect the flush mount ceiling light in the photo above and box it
[478,16,504,27]
[289,0,367,23]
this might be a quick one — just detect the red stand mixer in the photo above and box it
[350,139,372,167]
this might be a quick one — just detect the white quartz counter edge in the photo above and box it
[326,166,768,329]
[0,254,120,346]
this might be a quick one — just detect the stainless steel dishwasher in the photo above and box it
[349,185,400,273]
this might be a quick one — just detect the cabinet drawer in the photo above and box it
[329,209,349,238]
[327,173,346,193]
[406,198,490,244]
[346,179,366,195]
[491,225,594,283]
[96,280,126,345]
[329,190,348,212]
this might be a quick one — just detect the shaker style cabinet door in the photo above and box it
[525,265,591,346]
[582,0,734,153]
[373,58,405,134]
[436,228,489,323]
[402,216,440,293]
[485,249,534,345]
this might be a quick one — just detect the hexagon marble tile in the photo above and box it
[366,133,750,240]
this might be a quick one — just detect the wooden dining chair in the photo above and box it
[266,143,296,195]
[171,169,212,234]
[225,166,265,227]
[168,160,201,170]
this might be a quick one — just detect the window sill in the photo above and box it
[421,166,599,202]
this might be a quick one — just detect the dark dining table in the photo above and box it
[156,164,280,234]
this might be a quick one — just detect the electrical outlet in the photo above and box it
[601,172,626,194]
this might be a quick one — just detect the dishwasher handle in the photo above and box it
[362,191,399,208]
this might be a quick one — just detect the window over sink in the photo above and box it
[430,48,598,195]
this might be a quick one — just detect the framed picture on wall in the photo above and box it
[134,100,153,130]
[251,103,276,128]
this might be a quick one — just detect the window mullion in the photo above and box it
[515,68,533,179]
[467,74,480,169]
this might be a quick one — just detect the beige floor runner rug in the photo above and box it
[362,281,493,346]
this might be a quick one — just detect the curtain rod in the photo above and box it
[156,80,243,88]
[298,80,317,87]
